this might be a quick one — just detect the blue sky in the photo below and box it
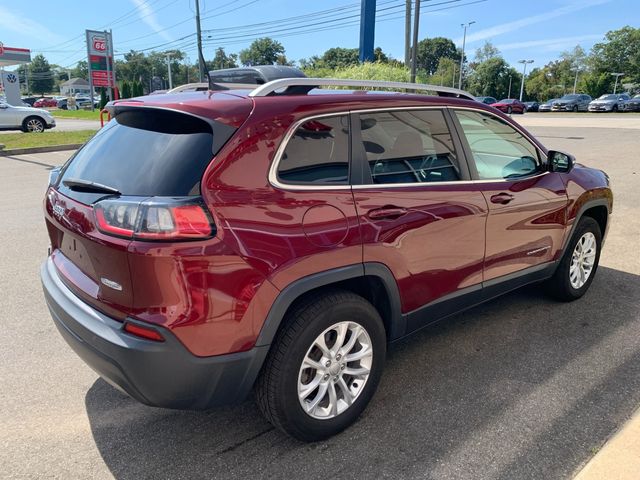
[1,0,638,71]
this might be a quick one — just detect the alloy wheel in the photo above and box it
[569,232,597,289]
[297,321,373,420]
[26,119,44,132]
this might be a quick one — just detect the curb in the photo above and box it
[573,406,640,480]
[0,144,82,156]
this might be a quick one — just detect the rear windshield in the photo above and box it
[58,109,235,199]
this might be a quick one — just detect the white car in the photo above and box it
[0,102,56,132]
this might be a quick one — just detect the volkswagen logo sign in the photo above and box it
[6,73,17,84]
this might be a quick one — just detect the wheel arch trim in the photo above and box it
[255,262,403,347]
[560,197,610,258]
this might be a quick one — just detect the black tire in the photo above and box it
[572,105,578,112]
[22,116,45,133]
[255,290,386,442]
[507,106,513,115]
[545,217,602,301]
[612,105,618,112]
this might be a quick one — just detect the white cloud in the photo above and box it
[455,0,613,46]
[0,6,64,44]
[130,0,173,42]
[497,34,604,52]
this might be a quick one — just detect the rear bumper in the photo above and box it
[41,257,268,409]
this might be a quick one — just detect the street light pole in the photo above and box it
[508,75,512,98]
[166,52,175,90]
[518,59,534,101]
[573,66,580,94]
[458,21,475,89]
[610,72,624,94]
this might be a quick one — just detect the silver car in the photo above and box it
[538,98,559,112]
[588,93,630,112]
[552,94,592,112]
[0,101,56,132]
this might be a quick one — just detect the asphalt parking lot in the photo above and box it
[1,114,639,479]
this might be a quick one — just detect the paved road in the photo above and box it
[1,119,639,479]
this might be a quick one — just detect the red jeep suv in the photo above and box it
[41,78,612,441]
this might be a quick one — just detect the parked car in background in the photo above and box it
[491,98,526,114]
[539,99,559,112]
[552,94,592,112]
[475,96,497,105]
[40,77,612,441]
[33,97,59,108]
[623,94,640,112]
[524,101,540,112]
[0,101,56,132]
[57,96,98,110]
[588,93,629,112]
[20,96,39,106]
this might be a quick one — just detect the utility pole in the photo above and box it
[508,75,512,98]
[410,0,420,83]
[166,52,174,89]
[458,21,475,89]
[195,0,205,82]
[518,59,534,101]
[573,66,580,94]
[404,0,411,66]
[610,72,624,94]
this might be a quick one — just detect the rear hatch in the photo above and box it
[44,98,250,319]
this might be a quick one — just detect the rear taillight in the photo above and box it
[94,197,214,241]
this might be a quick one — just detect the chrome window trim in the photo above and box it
[268,105,548,192]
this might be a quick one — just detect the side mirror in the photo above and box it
[548,150,575,173]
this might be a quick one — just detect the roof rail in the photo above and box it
[248,77,475,100]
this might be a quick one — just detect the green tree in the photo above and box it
[579,72,613,98]
[590,26,640,84]
[239,37,285,66]
[212,47,238,69]
[467,56,521,99]
[416,37,459,75]
[98,88,108,109]
[30,54,54,95]
[121,80,132,99]
[474,41,500,63]
[69,60,88,80]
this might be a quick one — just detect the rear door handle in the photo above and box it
[490,193,515,205]
[367,206,408,220]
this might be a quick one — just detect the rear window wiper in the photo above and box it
[62,178,121,195]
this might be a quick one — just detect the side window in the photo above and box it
[277,115,349,185]
[454,110,542,180]
[358,109,461,184]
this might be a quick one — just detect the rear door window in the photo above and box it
[58,109,235,200]
[356,109,462,184]
[277,115,350,185]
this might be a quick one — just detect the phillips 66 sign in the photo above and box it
[86,30,115,88]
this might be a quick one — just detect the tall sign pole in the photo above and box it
[359,0,376,63]
[85,31,95,110]
[104,31,112,102]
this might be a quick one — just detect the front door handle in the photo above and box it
[490,193,515,205]
[367,206,408,220]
